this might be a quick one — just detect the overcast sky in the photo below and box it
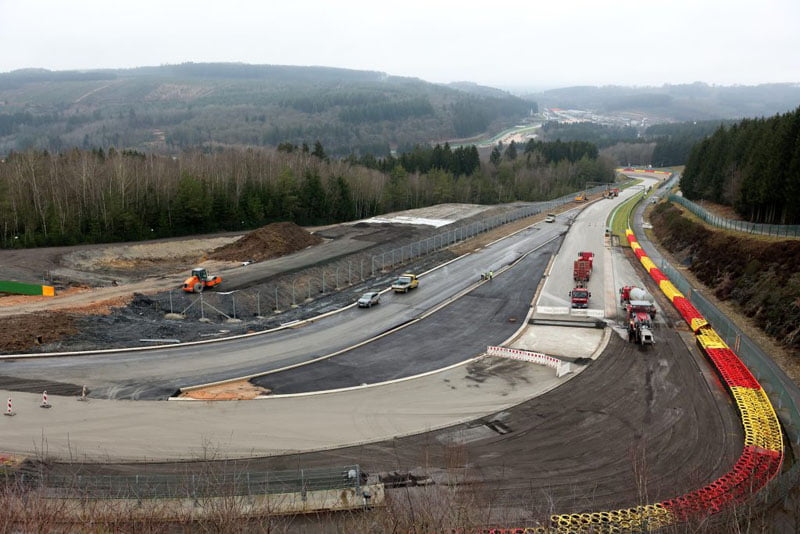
[1,0,798,90]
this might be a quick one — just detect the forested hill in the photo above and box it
[529,83,800,121]
[681,106,800,225]
[0,63,534,156]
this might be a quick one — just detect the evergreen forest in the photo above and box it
[681,106,800,224]
[0,140,614,248]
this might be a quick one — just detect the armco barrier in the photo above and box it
[486,346,571,377]
[495,229,785,532]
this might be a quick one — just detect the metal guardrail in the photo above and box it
[17,465,362,500]
[670,194,800,237]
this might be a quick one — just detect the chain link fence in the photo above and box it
[16,465,362,500]
[162,185,616,321]
[670,194,800,237]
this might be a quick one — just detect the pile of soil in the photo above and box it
[0,313,78,354]
[208,222,323,263]
[651,203,800,357]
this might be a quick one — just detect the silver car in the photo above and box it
[358,291,381,308]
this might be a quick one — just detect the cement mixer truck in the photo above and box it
[619,286,656,345]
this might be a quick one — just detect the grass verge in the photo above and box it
[608,190,645,241]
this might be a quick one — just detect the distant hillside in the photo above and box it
[0,63,534,156]
[528,82,800,121]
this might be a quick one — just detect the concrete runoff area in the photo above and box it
[40,330,744,517]
[512,325,605,361]
[0,356,566,461]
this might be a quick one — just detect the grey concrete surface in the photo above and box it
[533,196,628,319]
[512,325,605,360]
[0,356,565,461]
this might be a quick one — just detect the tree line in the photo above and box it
[0,140,613,248]
[647,120,732,167]
[349,143,481,177]
[541,122,640,148]
[681,106,800,224]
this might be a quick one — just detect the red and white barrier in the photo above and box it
[40,391,51,409]
[5,397,14,417]
[487,346,572,377]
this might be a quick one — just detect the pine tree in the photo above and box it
[490,146,502,167]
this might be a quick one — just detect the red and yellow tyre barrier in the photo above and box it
[501,230,785,532]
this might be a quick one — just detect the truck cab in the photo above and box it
[569,287,591,308]
[392,273,419,293]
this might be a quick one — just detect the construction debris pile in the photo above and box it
[209,222,323,263]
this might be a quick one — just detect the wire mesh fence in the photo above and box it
[164,185,616,320]
[669,194,800,237]
[17,465,362,500]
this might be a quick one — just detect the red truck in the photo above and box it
[573,252,594,282]
[569,286,591,308]
[570,251,595,308]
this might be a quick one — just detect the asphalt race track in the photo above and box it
[0,219,566,399]
[254,240,557,394]
[0,176,748,517]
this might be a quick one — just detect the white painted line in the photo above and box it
[570,308,604,318]
[536,306,570,315]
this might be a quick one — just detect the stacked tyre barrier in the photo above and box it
[488,229,784,533]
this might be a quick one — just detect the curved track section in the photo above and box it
[253,241,555,394]
[536,229,785,532]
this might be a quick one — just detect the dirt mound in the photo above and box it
[0,313,78,354]
[208,222,323,263]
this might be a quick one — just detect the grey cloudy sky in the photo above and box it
[1,0,798,89]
